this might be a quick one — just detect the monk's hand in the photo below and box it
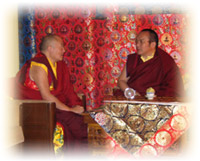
[125,76,130,82]
[135,91,141,96]
[71,105,84,114]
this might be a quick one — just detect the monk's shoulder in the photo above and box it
[158,48,175,64]
[127,53,138,61]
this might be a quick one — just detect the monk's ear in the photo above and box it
[150,42,156,48]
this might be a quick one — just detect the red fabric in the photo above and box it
[114,48,184,97]
[33,8,187,109]
[15,54,82,107]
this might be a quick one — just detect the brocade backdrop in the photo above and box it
[18,5,188,110]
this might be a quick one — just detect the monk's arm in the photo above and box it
[117,65,130,91]
[30,65,84,114]
[117,65,141,96]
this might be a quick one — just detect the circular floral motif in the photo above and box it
[75,57,84,67]
[112,130,130,147]
[110,103,127,118]
[45,25,54,34]
[152,15,164,26]
[119,15,129,23]
[119,48,130,60]
[59,25,68,35]
[154,130,172,147]
[140,105,159,121]
[82,41,91,51]
[110,31,121,42]
[135,15,147,26]
[170,51,181,63]
[83,73,93,85]
[81,8,91,18]
[139,144,158,157]
[68,41,76,51]
[170,15,181,26]
[127,30,137,42]
[97,37,105,47]
[170,114,187,132]
[98,71,105,81]
[111,66,121,78]
[103,48,113,61]
[74,24,83,34]
[70,74,77,84]
[161,33,173,46]
[127,116,145,133]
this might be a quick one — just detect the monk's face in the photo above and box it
[136,31,156,56]
[49,37,66,62]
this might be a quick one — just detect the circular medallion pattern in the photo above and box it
[119,15,129,23]
[161,33,173,46]
[119,48,130,60]
[112,130,130,147]
[140,105,159,121]
[139,144,158,156]
[170,114,187,131]
[75,57,84,67]
[110,103,127,118]
[127,30,137,42]
[74,24,83,34]
[83,73,93,85]
[110,31,121,42]
[97,37,105,47]
[170,51,181,63]
[59,25,68,35]
[98,71,105,81]
[111,66,121,78]
[152,15,164,26]
[170,15,181,26]
[155,130,172,147]
[68,41,76,51]
[70,74,77,84]
[103,48,113,61]
[127,116,145,133]
[37,10,45,19]
[81,8,91,18]
[82,41,91,51]
[45,25,54,34]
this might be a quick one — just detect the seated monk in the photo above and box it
[115,29,184,97]
[14,34,88,152]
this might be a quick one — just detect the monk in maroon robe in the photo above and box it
[116,29,184,97]
[14,35,87,152]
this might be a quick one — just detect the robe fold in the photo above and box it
[114,48,184,97]
[14,54,87,150]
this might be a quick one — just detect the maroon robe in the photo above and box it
[115,48,184,97]
[14,54,87,150]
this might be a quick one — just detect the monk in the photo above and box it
[116,29,184,97]
[14,34,87,152]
